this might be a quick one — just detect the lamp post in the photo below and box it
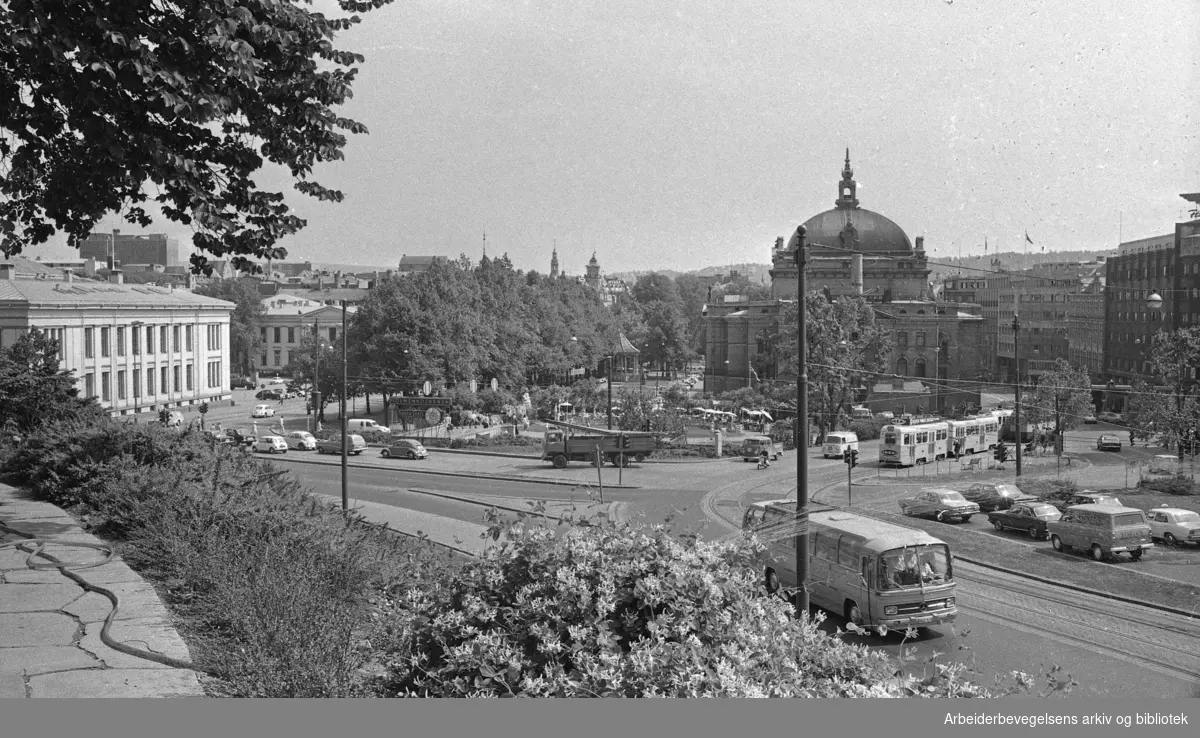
[794,225,810,617]
[607,355,614,430]
[1012,312,1022,477]
[311,321,322,434]
[340,300,348,512]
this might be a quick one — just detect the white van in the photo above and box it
[822,431,860,459]
[851,406,873,420]
[346,419,384,436]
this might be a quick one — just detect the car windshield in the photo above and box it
[824,436,844,444]
[1114,512,1146,526]
[877,544,952,590]
[1173,511,1200,524]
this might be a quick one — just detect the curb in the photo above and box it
[407,487,628,525]
[807,486,1199,622]
[421,446,739,465]
[267,452,642,489]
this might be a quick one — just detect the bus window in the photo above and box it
[903,434,912,445]
[936,429,947,440]
[877,545,952,589]
[837,537,858,569]
[883,432,898,445]
[814,534,838,562]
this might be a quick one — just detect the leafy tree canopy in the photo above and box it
[0,0,393,273]
[0,330,103,435]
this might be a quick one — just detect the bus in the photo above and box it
[742,502,958,633]
[878,416,1000,467]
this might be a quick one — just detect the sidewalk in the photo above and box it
[0,484,205,698]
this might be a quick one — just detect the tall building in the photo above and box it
[550,248,560,278]
[584,252,602,290]
[0,259,234,416]
[79,230,186,271]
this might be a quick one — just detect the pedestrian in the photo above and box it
[278,394,285,406]
[1128,430,1135,447]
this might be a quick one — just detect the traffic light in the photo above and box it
[842,448,852,465]
[850,449,859,468]
[994,443,1008,463]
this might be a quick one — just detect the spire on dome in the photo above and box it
[835,149,859,210]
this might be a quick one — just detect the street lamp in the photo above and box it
[1147,292,1164,310]
[606,354,614,430]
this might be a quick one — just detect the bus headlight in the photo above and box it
[946,598,954,607]
[884,606,897,616]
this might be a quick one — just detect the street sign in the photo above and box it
[470,379,478,393]
[490,378,498,391]
[423,380,432,397]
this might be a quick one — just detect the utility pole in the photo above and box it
[794,225,810,617]
[1013,311,1022,478]
[607,355,614,431]
[341,300,348,511]
[311,320,321,434]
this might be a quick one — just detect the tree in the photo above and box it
[1123,378,1167,447]
[192,277,265,374]
[1148,327,1200,454]
[0,0,394,272]
[284,332,342,423]
[769,295,892,444]
[0,330,103,436]
[1024,359,1093,453]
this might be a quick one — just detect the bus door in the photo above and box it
[862,557,875,622]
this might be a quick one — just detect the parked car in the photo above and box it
[254,435,288,454]
[1082,414,1098,424]
[255,389,283,401]
[1051,491,1121,513]
[285,431,317,450]
[821,432,859,459]
[1096,434,1122,452]
[315,433,367,455]
[210,428,255,447]
[230,375,256,390]
[381,439,428,460]
[960,483,1031,513]
[251,404,276,418]
[1048,504,1154,562]
[741,435,783,462]
[898,488,980,523]
[988,501,1062,540]
[1097,411,1122,424]
[1146,506,1200,547]
[1148,455,1181,474]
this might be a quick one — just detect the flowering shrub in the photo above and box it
[377,514,965,697]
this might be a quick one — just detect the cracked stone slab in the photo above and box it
[0,612,79,647]
[0,646,100,675]
[3,561,141,585]
[30,667,205,698]
[0,583,84,613]
[79,618,195,670]
[61,584,169,623]
[0,670,27,698]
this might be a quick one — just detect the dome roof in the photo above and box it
[789,207,913,254]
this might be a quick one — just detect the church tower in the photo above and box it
[550,246,560,278]
[835,148,859,210]
[585,252,602,290]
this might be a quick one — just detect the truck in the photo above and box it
[542,420,656,468]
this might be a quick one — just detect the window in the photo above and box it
[117,370,127,400]
[146,326,154,354]
[897,331,908,346]
[208,324,222,350]
[100,327,110,357]
[160,366,168,394]
[146,368,155,395]
[896,357,908,376]
[274,350,282,366]
[132,328,141,355]
[173,325,180,352]
[101,371,110,401]
[186,364,194,391]
[85,373,95,398]
[813,533,838,562]
[173,365,181,392]
[261,327,268,344]
[274,327,282,344]
[133,370,141,397]
[116,327,126,357]
[329,327,337,343]
[837,538,858,570]
[160,326,168,352]
[916,332,926,347]
[287,327,295,344]
[260,354,268,368]
[914,358,927,378]
[84,327,94,358]
[186,325,194,351]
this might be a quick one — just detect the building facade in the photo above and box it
[255,293,356,374]
[0,264,234,416]
[79,230,186,271]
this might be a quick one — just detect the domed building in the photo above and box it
[769,150,933,302]
[702,153,988,409]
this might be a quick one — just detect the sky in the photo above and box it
[40,0,1200,273]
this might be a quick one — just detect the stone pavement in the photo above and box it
[0,483,205,698]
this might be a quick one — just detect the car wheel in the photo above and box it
[552,454,568,469]
[1164,533,1178,547]
[408,451,417,460]
[1028,527,1040,539]
[381,449,391,458]
[1090,544,1105,562]
[765,569,780,595]
[959,515,972,524]
[1051,535,1064,551]
[1129,549,1144,562]
[992,520,1004,531]
[316,447,325,454]
[935,510,947,523]
[844,600,864,628]
[635,453,646,463]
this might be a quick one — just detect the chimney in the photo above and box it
[0,263,15,280]
[915,236,925,253]
[63,268,74,283]
[109,270,124,284]
[335,270,342,286]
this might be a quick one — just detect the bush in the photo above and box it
[1016,478,1079,505]
[1137,474,1199,496]
[375,513,1016,698]
[846,418,889,441]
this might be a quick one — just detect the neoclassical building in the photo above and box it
[703,154,986,411]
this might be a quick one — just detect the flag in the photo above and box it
[1025,231,1034,245]
[984,237,988,253]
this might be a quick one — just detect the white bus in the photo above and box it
[743,502,958,633]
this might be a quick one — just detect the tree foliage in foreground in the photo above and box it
[0,0,393,272]
[0,330,103,437]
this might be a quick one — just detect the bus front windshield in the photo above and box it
[877,544,952,590]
